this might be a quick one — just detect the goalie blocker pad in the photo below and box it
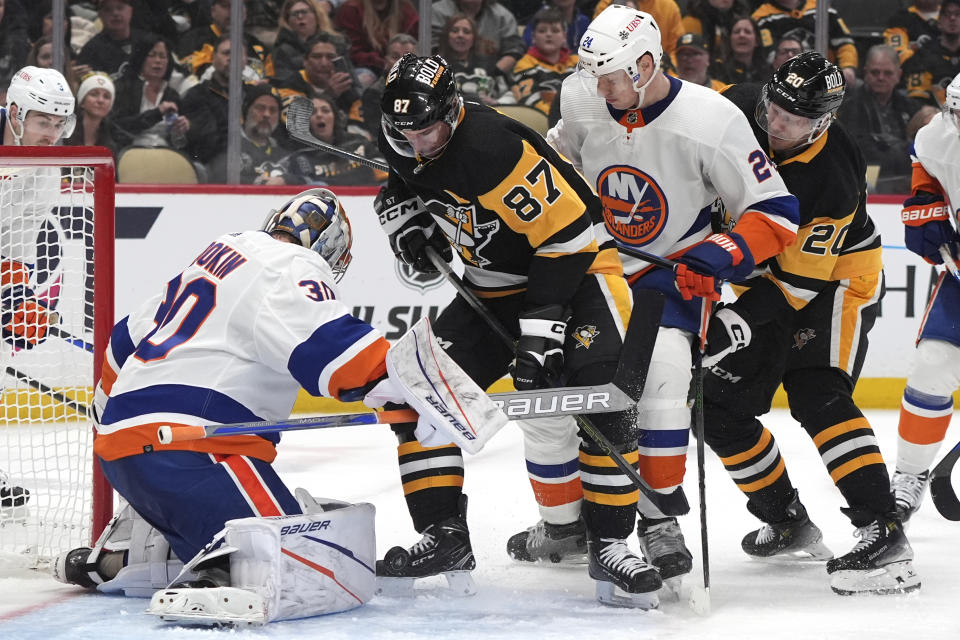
[149,497,376,625]
[386,318,508,454]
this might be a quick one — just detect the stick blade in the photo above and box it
[930,442,960,521]
[613,289,666,402]
[286,96,314,139]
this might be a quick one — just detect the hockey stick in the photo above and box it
[421,246,683,515]
[930,440,960,521]
[689,308,712,614]
[47,325,95,353]
[615,244,679,272]
[3,365,91,417]
[157,383,638,444]
[286,97,391,172]
[939,244,960,284]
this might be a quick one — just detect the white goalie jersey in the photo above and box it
[94,230,390,462]
[549,72,798,276]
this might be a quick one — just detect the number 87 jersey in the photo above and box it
[93,230,389,463]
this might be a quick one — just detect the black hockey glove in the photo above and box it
[375,186,452,274]
[702,303,753,368]
[511,304,569,390]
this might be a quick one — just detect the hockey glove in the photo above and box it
[675,233,755,301]
[511,304,568,391]
[1,260,49,350]
[901,192,960,265]
[375,186,453,274]
[702,304,753,368]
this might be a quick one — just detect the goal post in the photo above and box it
[0,146,114,568]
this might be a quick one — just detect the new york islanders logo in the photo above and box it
[596,166,668,246]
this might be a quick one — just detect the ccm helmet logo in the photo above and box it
[901,205,949,222]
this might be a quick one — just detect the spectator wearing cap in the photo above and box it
[839,44,921,194]
[112,34,190,149]
[208,84,291,183]
[903,0,960,106]
[77,0,154,75]
[65,72,120,156]
[672,33,727,91]
[591,0,684,55]
[176,0,274,80]
[711,16,771,84]
[752,0,858,86]
[270,92,386,186]
[510,8,578,115]
[884,0,941,64]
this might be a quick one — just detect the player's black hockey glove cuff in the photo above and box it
[702,304,753,367]
[375,186,452,273]
[511,304,569,390]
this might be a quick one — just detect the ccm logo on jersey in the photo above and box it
[492,391,613,417]
[901,204,950,224]
[425,395,477,441]
[280,520,331,535]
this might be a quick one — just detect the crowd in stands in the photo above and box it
[0,0,952,191]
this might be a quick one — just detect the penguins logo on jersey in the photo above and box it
[792,328,816,350]
[426,197,498,267]
[596,165,668,246]
[573,324,599,349]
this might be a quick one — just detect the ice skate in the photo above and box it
[0,471,29,522]
[742,493,832,561]
[51,547,98,588]
[376,497,475,597]
[587,533,662,609]
[506,518,587,564]
[827,516,921,595]
[891,470,929,525]
[637,516,693,595]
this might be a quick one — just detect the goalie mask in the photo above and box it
[755,51,845,150]
[380,53,463,160]
[6,66,76,145]
[577,6,663,106]
[263,188,353,281]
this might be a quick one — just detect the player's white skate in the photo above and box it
[741,493,832,562]
[147,586,266,627]
[376,497,476,597]
[891,470,929,525]
[588,534,661,609]
[827,516,921,595]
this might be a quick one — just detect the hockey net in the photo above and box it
[0,147,114,571]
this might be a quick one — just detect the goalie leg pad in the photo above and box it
[516,414,583,524]
[385,318,508,454]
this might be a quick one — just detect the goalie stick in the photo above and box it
[930,440,960,521]
[156,383,637,444]
[286,97,391,172]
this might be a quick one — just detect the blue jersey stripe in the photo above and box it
[747,194,800,226]
[287,314,378,397]
[526,458,580,478]
[111,316,136,369]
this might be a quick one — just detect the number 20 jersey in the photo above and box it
[551,72,799,278]
[94,230,389,462]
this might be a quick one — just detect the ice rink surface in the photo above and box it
[0,409,957,640]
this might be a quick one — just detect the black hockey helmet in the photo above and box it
[765,51,845,119]
[380,53,463,156]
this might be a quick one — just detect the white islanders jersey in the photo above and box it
[550,72,798,276]
[912,112,960,222]
[95,230,389,461]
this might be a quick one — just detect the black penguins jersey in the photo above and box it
[379,101,622,308]
[721,83,883,312]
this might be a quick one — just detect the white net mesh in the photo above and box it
[1,164,99,568]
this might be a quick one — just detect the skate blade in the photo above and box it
[375,571,477,598]
[660,576,711,615]
[830,560,921,596]
[595,581,659,610]
[749,540,833,563]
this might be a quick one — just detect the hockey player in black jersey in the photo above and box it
[701,52,920,595]
[372,53,660,607]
